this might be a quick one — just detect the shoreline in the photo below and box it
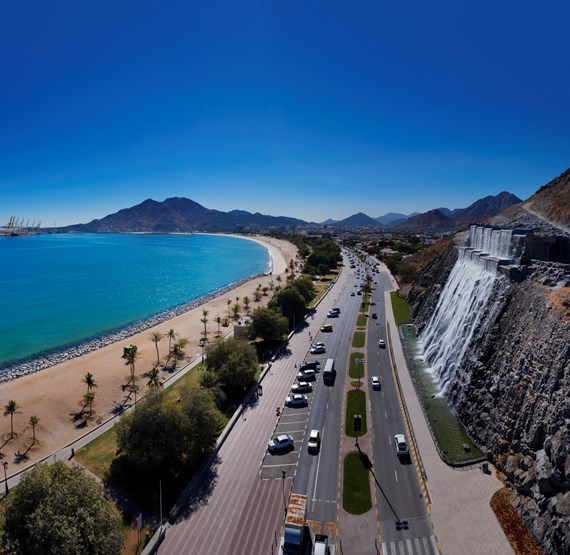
[0,235,296,471]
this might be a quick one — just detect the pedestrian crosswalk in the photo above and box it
[381,535,440,555]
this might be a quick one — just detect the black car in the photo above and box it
[371,313,377,319]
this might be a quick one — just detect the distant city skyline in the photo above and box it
[2,1,569,227]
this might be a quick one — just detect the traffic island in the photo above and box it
[345,390,367,437]
[343,451,372,515]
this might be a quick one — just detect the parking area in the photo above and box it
[260,334,332,480]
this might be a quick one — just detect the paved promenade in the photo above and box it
[382,269,513,555]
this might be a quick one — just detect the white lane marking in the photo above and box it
[312,424,325,512]
[262,462,299,468]
[394,469,398,482]
[385,411,388,419]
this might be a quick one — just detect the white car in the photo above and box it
[394,434,409,457]
[296,369,316,381]
[268,434,294,453]
[378,339,386,348]
[310,345,326,354]
[285,394,308,407]
[291,382,312,393]
[371,376,380,390]
[308,429,321,453]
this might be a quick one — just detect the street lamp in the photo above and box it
[2,461,8,495]
[281,470,287,515]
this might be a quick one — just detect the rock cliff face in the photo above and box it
[406,242,570,553]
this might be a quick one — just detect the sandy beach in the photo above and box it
[0,235,297,476]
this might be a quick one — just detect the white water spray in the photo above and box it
[420,226,525,393]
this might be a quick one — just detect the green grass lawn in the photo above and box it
[356,314,367,328]
[343,451,372,515]
[349,352,365,379]
[75,428,118,480]
[352,331,365,348]
[390,292,411,324]
[345,390,367,437]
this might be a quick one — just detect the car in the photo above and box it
[330,307,341,314]
[371,376,380,390]
[300,360,320,371]
[292,381,312,393]
[310,345,326,354]
[320,324,333,332]
[296,369,316,381]
[268,434,294,453]
[285,394,308,407]
[371,313,377,319]
[327,310,339,318]
[354,284,358,287]
[394,434,409,457]
[357,290,362,295]
[350,292,355,296]
[378,339,386,348]
[313,342,325,348]
[308,429,321,453]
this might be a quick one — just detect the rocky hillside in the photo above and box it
[406,238,570,553]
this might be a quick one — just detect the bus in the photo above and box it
[323,358,335,384]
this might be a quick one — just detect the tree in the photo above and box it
[253,289,262,302]
[248,307,289,342]
[243,296,250,313]
[83,391,95,417]
[172,338,189,362]
[199,371,227,408]
[290,275,316,304]
[227,299,232,319]
[149,331,163,366]
[269,287,306,329]
[166,328,177,359]
[214,315,222,337]
[205,338,258,391]
[147,367,161,389]
[29,416,39,445]
[1,462,124,554]
[201,309,209,339]
[123,344,138,383]
[4,400,20,439]
[232,303,240,319]
[82,372,97,395]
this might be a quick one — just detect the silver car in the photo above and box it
[285,394,308,407]
[268,434,294,453]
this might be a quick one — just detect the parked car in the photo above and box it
[330,307,341,314]
[285,394,308,407]
[291,381,312,393]
[394,434,409,457]
[371,376,380,390]
[268,434,294,453]
[378,339,386,348]
[350,292,355,296]
[296,369,317,381]
[310,345,326,354]
[320,324,333,332]
[300,360,320,371]
[327,310,339,318]
[308,429,321,453]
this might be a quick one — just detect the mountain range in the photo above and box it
[63,189,524,234]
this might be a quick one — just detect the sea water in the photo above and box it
[0,233,270,367]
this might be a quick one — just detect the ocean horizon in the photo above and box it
[0,233,270,368]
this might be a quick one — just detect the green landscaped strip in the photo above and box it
[352,331,365,348]
[343,451,372,515]
[399,324,483,463]
[345,389,367,436]
[349,352,365,379]
[75,427,118,480]
[356,314,367,327]
[390,292,411,324]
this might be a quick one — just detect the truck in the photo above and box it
[313,534,330,555]
[280,493,307,554]
[323,358,335,384]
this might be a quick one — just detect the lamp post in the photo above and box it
[281,470,287,515]
[2,461,8,495]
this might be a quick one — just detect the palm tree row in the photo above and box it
[2,400,40,445]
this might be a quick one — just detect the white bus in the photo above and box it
[323,358,335,384]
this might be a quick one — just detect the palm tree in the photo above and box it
[4,400,20,439]
[149,331,163,366]
[201,309,209,339]
[166,328,177,356]
[147,367,161,389]
[172,338,189,361]
[29,415,39,445]
[254,289,261,302]
[243,296,250,313]
[83,391,95,417]
[227,299,232,319]
[276,275,282,286]
[232,303,240,319]
[82,372,97,395]
[123,345,138,384]
[215,316,222,337]
[199,371,226,408]
[262,286,269,296]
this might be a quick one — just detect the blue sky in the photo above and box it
[1,1,569,226]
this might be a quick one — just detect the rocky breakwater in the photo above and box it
[407,241,570,553]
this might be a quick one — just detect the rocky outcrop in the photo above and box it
[406,241,570,553]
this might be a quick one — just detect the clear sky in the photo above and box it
[1,0,569,226]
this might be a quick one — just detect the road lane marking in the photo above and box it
[394,469,398,482]
[262,462,298,468]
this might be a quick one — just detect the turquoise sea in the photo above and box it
[0,233,270,367]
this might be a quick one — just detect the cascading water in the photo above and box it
[419,225,526,393]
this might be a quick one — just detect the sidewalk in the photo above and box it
[382,278,513,555]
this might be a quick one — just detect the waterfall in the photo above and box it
[419,226,526,393]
